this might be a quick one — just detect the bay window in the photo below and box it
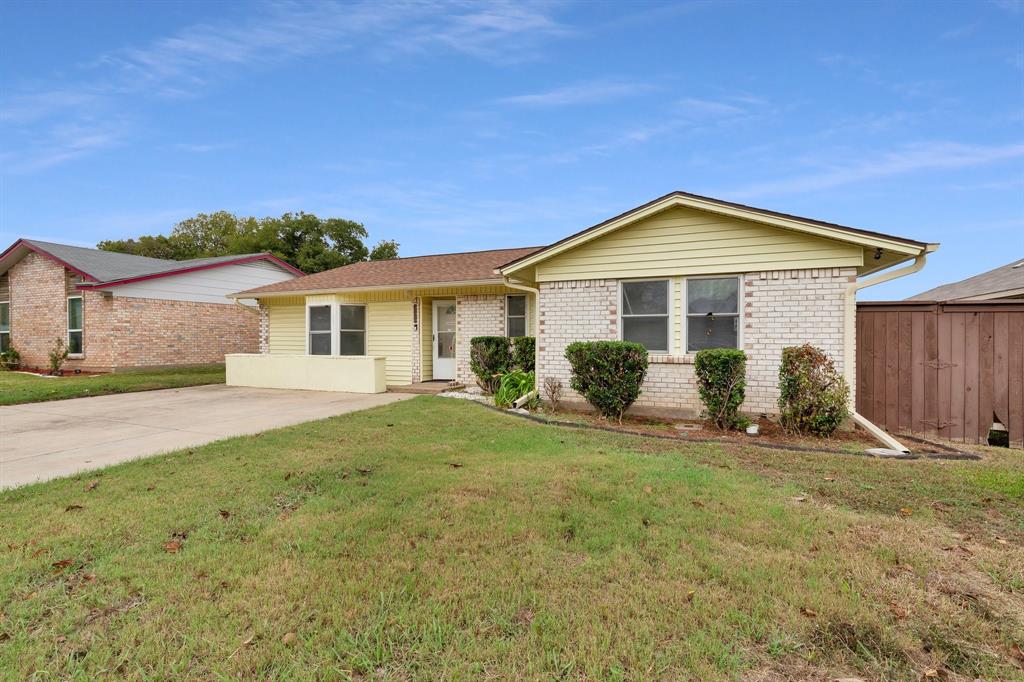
[621,280,669,353]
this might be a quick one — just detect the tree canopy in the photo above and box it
[97,211,399,274]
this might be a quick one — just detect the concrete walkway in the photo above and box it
[0,385,414,489]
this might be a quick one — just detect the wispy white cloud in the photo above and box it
[0,121,127,174]
[728,141,1024,198]
[498,80,654,107]
[940,20,983,40]
[2,0,571,173]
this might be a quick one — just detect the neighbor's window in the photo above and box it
[338,304,366,355]
[686,277,739,352]
[308,305,331,355]
[0,301,9,353]
[506,295,527,337]
[67,296,83,355]
[621,280,669,352]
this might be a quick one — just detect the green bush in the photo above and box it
[694,348,747,430]
[469,336,513,394]
[494,370,536,408]
[511,336,536,372]
[48,337,69,376]
[564,341,648,422]
[778,344,850,437]
[0,345,21,370]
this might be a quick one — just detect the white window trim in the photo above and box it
[67,295,84,357]
[305,302,335,356]
[338,303,367,356]
[618,278,672,354]
[682,275,743,354]
[505,294,528,337]
[0,300,10,353]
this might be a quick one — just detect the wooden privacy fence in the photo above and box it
[856,301,1024,448]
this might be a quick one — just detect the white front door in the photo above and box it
[432,300,456,380]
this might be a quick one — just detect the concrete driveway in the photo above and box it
[0,385,414,489]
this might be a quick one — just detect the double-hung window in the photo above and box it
[506,295,527,337]
[621,280,670,353]
[308,305,331,355]
[338,305,366,355]
[0,301,9,353]
[686,277,740,352]
[67,296,83,355]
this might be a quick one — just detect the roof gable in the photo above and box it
[0,238,302,285]
[500,191,933,277]
[908,258,1024,301]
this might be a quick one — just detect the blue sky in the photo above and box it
[1,0,1021,299]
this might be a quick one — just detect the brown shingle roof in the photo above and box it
[907,258,1024,301]
[235,246,541,296]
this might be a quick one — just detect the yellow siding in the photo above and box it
[535,206,864,281]
[266,297,305,354]
[420,297,433,379]
[366,300,413,385]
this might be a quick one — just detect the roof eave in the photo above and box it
[0,239,99,281]
[230,278,508,299]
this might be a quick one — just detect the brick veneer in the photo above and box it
[8,251,259,372]
[455,294,505,386]
[537,269,852,417]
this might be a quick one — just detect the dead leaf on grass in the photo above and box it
[642,485,653,494]
[791,494,809,503]
[51,559,74,571]
[898,507,913,516]
[448,462,464,468]
[85,480,99,492]
[824,477,836,482]
[30,548,48,558]
[889,603,908,619]
[800,607,818,618]
[995,537,1009,546]
[357,467,373,475]
[282,632,297,646]
[684,590,695,603]
[1010,643,1024,668]
[691,500,704,508]
[64,504,83,512]
[219,510,231,519]
[163,541,182,554]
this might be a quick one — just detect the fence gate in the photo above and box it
[856,301,1024,448]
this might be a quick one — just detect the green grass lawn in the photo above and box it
[0,365,225,405]
[2,397,1022,680]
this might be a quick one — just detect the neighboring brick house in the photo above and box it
[225,191,936,420]
[0,239,302,372]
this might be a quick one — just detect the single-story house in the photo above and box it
[227,191,937,418]
[908,257,1023,302]
[0,239,302,372]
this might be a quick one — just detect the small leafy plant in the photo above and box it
[48,337,69,375]
[694,348,747,430]
[778,344,850,437]
[564,340,648,422]
[0,345,21,370]
[494,370,536,408]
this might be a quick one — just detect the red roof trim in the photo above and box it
[0,238,99,282]
[76,253,303,289]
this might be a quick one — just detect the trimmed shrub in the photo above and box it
[694,348,747,430]
[469,336,513,393]
[511,336,536,373]
[0,345,21,370]
[778,344,850,437]
[494,370,535,408]
[564,340,648,422]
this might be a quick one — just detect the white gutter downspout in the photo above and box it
[502,275,542,408]
[844,251,932,453]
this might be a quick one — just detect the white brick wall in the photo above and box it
[455,294,505,385]
[537,269,853,416]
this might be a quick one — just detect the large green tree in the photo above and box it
[98,211,399,274]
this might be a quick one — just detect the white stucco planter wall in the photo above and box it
[226,354,387,393]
